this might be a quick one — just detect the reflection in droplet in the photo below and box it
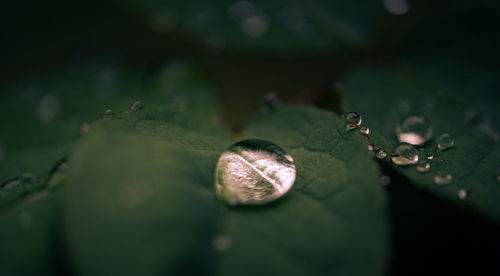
[212,233,233,251]
[391,143,419,166]
[396,115,432,145]
[426,152,434,160]
[228,1,255,22]
[103,109,114,118]
[130,101,143,111]
[359,126,370,136]
[215,139,296,206]
[416,161,430,173]
[383,0,410,15]
[38,94,60,122]
[80,123,91,135]
[242,15,269,37]
[380,175,391,186]
[434,172,452,185]
[376,149,387,160]
[458,189,468,200]
[437,133,455,150]
[344,112,362,130]
[259,92,282,113]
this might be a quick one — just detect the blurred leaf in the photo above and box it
[343,67,500,219]
[121,0,386,52]
[216,106,388,276]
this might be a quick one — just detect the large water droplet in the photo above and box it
[458,189,468,200]
[344,112,362,130]
[376,148,387,160]
[434,172,452,185]
[396,115,433,145]
[383,0,410,15]
[212,233,233,251]
[259,92,282,113]
[359,126,370,135]
[416,161,430,173]
[437,133,455,150]
[38,94,60,122]
[391,143,419,166]
[130,101,143,111]
[215,139,296,206]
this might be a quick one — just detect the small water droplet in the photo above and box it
[212,233,233,251]
[102,109,113,118]
[228,1,255,22]
[130,101,143,111]
[434,172,452,185]
[38,94,60,122]
[242,15,269,37]
[376,149,387,160]
[391,143,419,166]
[368,143,375,151]
[215,139,296,206]
[344,112,362,130]
[426,152,434,160]
[396,115,433,145]
[80,123,91,135]
[416,161,430,173]
[359,125,370,135]
[458,189,468,200]
[380,175,391,186]
[259,92,282,113]
[437,133,455,150]
[383,0,410,15]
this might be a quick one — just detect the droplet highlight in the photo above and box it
[426,152,434,160]
[391,143,419,166]
[434,172,452,185]
[376,149,387,160]
[396,115,433,145]
[215,139,296,206]
[458,189,468,200]
[437,133,455,150]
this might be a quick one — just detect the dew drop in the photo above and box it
[80,123,91,135]
[242,15,269,37]
[437,133,455,150]
[396,115,432,145]
[359,125,370,135]
[130,101,143,111]
[391,143,419,166]
[416,161,430,173]
[380,175,391,186]
[376,148,387,160]
[212,233,233,251]
[458,189,468,200]
[215,139,296,206]
[344,112,362,130]
[383,0,410,15]
[259,92,282,113]
[426,152,434,160]
[434,172,452,185]
[368,143,375,151]
[38,94,60,122]
[102,109,114,118]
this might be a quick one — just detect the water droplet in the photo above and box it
[426,152,434,160]
[80,123,91,135]
[259,92,282,113]
[38,94,60,122]
[344,112,362,130]
[228,1,255,22]
[380,175,391,186]
[434,172,452,185]
[212,233,233,251]
[242,15,269,37]
[102,109,114,118]
[383,0,410,15]
[130,101,143,111]
[458,189,468,200]
[215,139,296,206]
[359,125,370,135]
[368,143,375,151]
[391,143,419,166]
[437,133,455,150]
[376,149,387,160]
[416,161,430,173]
[396,115,433,145]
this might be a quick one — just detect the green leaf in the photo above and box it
[217,106,388,276]
[342,67,500,219]
[121,0,385,52]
